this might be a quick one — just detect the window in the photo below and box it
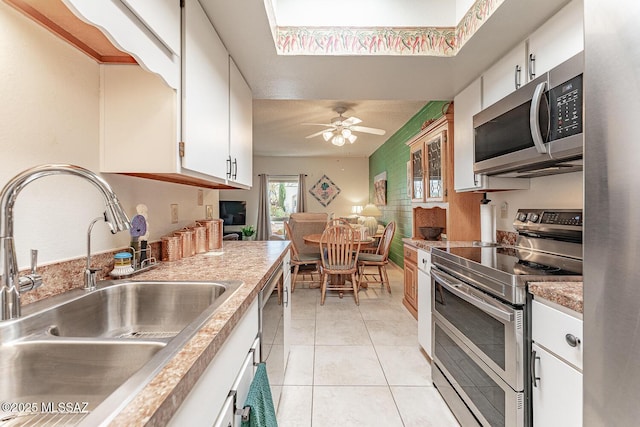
[268,176,299,237]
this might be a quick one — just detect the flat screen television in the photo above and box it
[219,200,247,225]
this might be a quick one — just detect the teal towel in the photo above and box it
[241,362,278,427]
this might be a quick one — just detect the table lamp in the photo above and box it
[360,203,381,236]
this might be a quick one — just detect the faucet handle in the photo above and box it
[31,249,38,274]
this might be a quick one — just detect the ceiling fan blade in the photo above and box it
[342,116,362,126]
[301,123,334,127]
[305,129,331,139]
[351,125,386,136]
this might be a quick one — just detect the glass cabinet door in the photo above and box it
[426,130,446,201]
[411,146,424,202]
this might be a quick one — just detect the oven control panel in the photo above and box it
[514,209,583,227]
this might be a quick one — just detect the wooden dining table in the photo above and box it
[302,233,375,289]
[302,233,375,247]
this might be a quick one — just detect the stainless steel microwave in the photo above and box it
[473,52,584,178]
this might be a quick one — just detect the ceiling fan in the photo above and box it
[303,106,386,146]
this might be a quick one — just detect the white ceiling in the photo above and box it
[200,0,570,158]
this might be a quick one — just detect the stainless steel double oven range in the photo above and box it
[430,209,583,427]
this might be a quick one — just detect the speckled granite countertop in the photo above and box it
[106,240,290,426]
[528,281,583,314]
[402,238,478,251]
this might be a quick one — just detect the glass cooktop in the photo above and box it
[437,246,582,277]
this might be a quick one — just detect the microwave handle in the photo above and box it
[431,268,514,322]
[529,81,548,154]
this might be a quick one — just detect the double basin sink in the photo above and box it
[0,279,241,426]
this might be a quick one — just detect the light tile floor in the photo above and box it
[275,265,461,427]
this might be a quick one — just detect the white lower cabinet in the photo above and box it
[531,298,583,427]
[283,252,292,372]
[417,249,432,358]
[531,343,582,427]
[168,300,259,426]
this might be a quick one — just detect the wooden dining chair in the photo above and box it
[319,224,362,305]
[357,221,396,293]
[284,221,321,292]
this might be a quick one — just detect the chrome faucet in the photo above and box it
[85,216,105,291]
[0,164,131,320]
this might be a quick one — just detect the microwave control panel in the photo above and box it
[549,74,583,141]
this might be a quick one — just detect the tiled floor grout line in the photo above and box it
[364,306,410,427]
[280,267,458,426]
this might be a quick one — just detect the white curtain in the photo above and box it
[256,174,271,240]
[296,173,307,212]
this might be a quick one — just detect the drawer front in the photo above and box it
[404,245,418,264]
[532,299,583,370]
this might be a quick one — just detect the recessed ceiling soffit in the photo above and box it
[266,0,505,56]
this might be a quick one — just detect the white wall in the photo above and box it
[486,172,583,231]
[220,156,369,232]
[455,0,477,23]
[0,3,218,270]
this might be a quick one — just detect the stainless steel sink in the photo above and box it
[44,281,229,339]
[1,340,165,407]
[0,279,242,426]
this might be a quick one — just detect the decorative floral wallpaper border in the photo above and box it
[275,26,456,56]
[272,0,505,56]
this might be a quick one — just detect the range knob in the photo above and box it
[517,213,528,222]
[529,213,540,223]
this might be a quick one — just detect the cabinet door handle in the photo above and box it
[514,65,521,89]
[531,349,540,387]
[232,158,238,180]
[284,286,289,308]
[226,156,232,179]
[565,334,581,347]
[529,53,536,80]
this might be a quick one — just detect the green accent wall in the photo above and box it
[369,101,450,267]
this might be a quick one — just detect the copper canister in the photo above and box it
[192,225,207,254]
[174,230,193,258]
[197,219,223,250]
[161,236,181,262]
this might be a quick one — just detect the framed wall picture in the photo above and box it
[374,171,387,205]
[309,174,341,207]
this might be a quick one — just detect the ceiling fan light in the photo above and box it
[322,130,333,142]
[332,134,345,146]
[348,134,357,143]
[341,128,352,138]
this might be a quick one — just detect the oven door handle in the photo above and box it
[431,268,514,322]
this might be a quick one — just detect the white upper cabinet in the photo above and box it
[229,58,253,188]
[121,0,181,56]
[454,78,482,192]
[527,0,584,82]
[482,42,527,109]
[181,0,230,180]
[62,0,180,89]
[453,78,529,192]
[99,0,254,189]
